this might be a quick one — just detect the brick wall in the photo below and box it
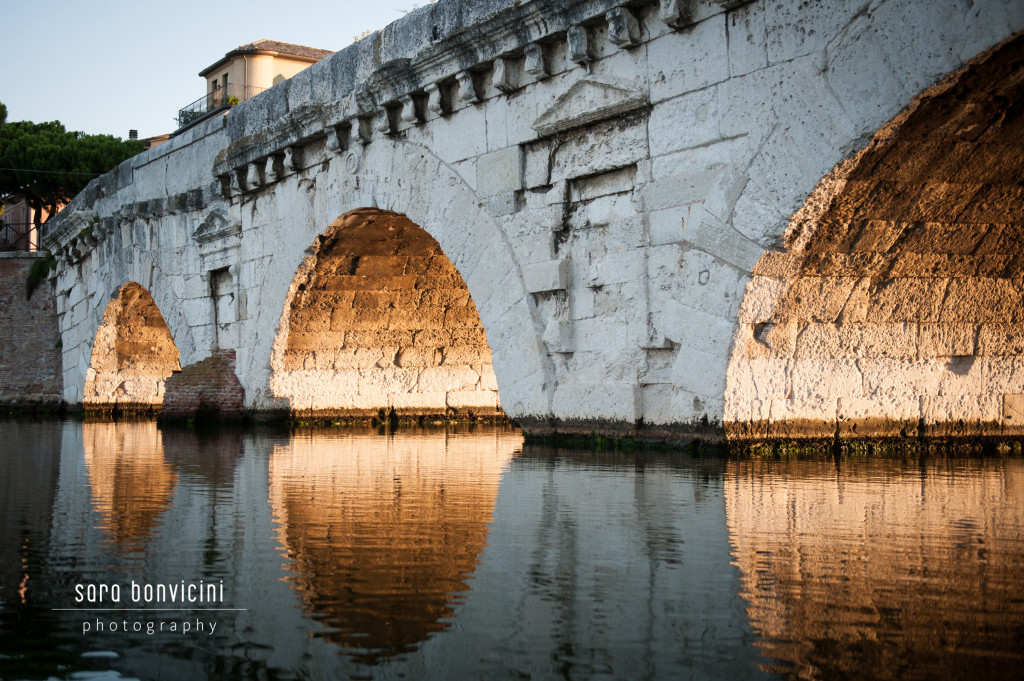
[0,254,62,408]
[160,349,245,421]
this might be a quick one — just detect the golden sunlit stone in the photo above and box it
[271,209,502,420]
[727,35,1024,440]
[84,282,180,413]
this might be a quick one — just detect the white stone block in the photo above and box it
[764,0,851,64]
[586,195,632,228]
[826,15,912,138]
[572,287,595,319]
[542,319,574,353]
[671,346,729,398]
[647,243,682,280]
[837,396,922,423]
[552,382,641,421]
[672,386,725,423]
[476,145,523,197]
[585,249,645,287]
[428,106,487,164]
[682,208,765,273]
[649,207,685,246]
[523,259,569,293]
[447,390,498,409]
[725,358,790,403]
[769,396,837,423]
[648,86,722,157]
[727,2,768,77]
[923,395,1002,426]
[736,277,786,324]
[659,299,736,359]
[790,359,863,402]
[647,14,729,102]
[640,167,721,212]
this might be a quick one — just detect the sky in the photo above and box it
[1,0,426,139]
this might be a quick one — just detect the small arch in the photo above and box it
[84,282,181,413]
[270,208,502,420]
[727,34,1024,440]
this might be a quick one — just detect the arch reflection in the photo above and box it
[268,427,518,663]
[82,421,176,554]
[725,458,1024,679]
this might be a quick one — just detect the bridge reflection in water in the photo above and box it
[267,429,514,663]
[82,421,178,555]
[1,420,1023,680]
[726,458,1024,679]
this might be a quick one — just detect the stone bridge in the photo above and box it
[43,0,1024,441]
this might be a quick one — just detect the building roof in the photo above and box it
[199,40,334,77]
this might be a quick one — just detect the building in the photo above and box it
[178,40,334,130]
[0,196,52,252]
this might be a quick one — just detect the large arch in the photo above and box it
[270,208,502,418]
[83,282,181,412]
[246,139,552,422]
[726,34,1024,439]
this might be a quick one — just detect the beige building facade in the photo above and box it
[200,40,334,104]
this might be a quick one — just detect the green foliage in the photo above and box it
[0,102,6,126]
[178,108,207,127]
[26,250,56,299]
[0,102,143,223]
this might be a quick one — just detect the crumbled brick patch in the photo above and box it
[0,255,62,409]
[160,349,245,421]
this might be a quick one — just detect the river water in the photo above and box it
[1,419,1022,680]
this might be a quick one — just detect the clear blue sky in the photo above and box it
[0,0,425,139]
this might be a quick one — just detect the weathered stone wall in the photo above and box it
[84,282,180,411]
[41,0,1024,439]
[0,253,62,409]
[726,34,1024,439]
[272,209,500,417]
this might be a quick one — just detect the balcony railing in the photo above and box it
[176,84,266,130]
[0,222,37,252]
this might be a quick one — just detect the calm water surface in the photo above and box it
[1,420,1022,680]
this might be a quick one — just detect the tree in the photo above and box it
[0,103,142,229]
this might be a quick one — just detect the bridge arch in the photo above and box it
[726,34,1024,439]
[83,281,181,412]
[252,140,552,421]
[270,207,502,418]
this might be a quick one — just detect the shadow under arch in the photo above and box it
[84,282,181,413]
[726,33,1024,440]
[270,208,504,420]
